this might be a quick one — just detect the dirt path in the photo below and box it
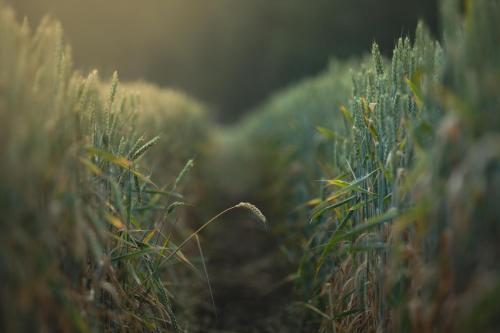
[196,211,293,332]
[191,133,296,332]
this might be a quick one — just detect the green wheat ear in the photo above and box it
[131,136,160,161]
[371,42,384,75]
[108,71,119,108]
[174,158,195,190]
[106,71,119,133]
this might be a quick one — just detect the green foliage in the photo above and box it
[233,0,500,331]
[1,0,499,332]
[0,6,210,332]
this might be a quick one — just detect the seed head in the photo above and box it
[131,136,160,161]
[236,202,267,225]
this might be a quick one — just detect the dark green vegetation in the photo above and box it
[234,0,500,331]
[1,0,499,332]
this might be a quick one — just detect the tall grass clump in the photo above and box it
[233,0,499,331]
[389,0,500,331]
[300,23,444,332]
[0,5,211,331]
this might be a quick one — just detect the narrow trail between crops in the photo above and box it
[192,131,296,333]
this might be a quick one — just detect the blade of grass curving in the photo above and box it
[315,208,355,277]
[316,208,398,275]
[195,235,217,317]
[87,147,157,187]
[324,169,379,202]
[157,202,265,270]
[309,195,356,224]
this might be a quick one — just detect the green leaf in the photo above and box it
[87,147,157,187]
[340,105,354,126]
[315,208,398,274]
[309,195,356,224]
[406,74,423,109]
[316,126,338,140]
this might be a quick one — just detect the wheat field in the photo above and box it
[0,0,499,332]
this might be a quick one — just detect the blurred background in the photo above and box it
[7,0,438,122]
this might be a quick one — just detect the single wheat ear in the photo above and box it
[162,202,267,265]
[131,136,160,161]
[235,202,267,225]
